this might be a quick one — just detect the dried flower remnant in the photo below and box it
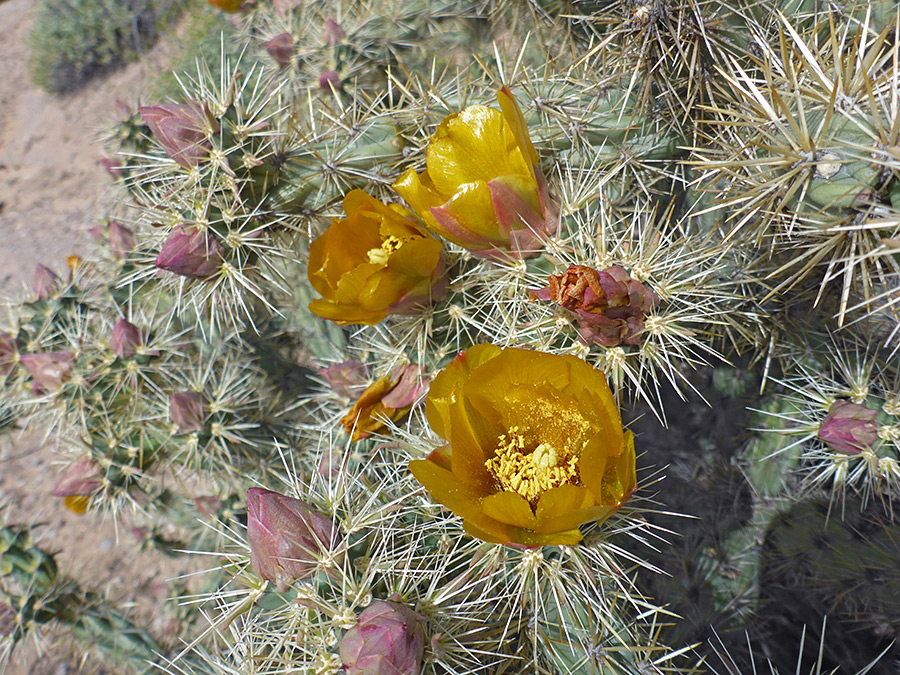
[169,391,209,434]
[246,488,340,591]
[308,190,446,325]
[342,364,427,442]
[410,345,636,547]
[261,33,293,69]
[393,87,558,259]
[138,102,218,168]
[531,265,660,347]
[818,400,880,455]
[155,224,225,279]
[205,0,247,10]
[339,601,426,675]
[52,458,103,514]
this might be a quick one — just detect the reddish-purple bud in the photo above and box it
[320,359,368,399]
[108,221,136,258]
[138,102,218,168]
[261,33,294,69]
[0,333,18,376]
[324,18,346,45]
[339,601,426,675]
[169,391,209,433]
[33,264,61,300]
[155,224,224,279]
[98,157,125,179]
[318,70,342,92]
[193,495,223,517]
[246,487,340,591]
[110,319,142,358]
[0,602,16,637]
[52,458,103,498]
[818,400,880,455]
[20,351,74,392]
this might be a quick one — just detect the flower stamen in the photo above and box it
[485,427,579,505]
[367,235,404,265]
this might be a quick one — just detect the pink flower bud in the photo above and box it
[0,333,18,376]
[0,602,16,637]
[52,458,103,497]
[138,102,218,168]
[320,360,368,399]
[261,33,293,69]
[324,18,346,45]
[110,319,142,358]
[170,391,208,433]
[33,264,61,300]
[108,221,136,257]
[246,487,340,591]
[193,495,223,516]
[339,601,426,675]
[98,157,124,179]
[818,400,879,455]
[20,351,74,392]
[319,70,342,92]
[155,224,224,279]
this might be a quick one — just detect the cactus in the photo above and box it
[5,0,900,672]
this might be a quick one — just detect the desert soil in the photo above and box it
[0,1,204,672]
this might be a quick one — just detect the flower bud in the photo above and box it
[20,351,74,392]
[323,18,346,45]
[52,458,103,498]
[193,495,223,517]
[0,333,18,376]
[341,364,427,441]
[339,601,426,675]
[0,602,16,637]
[818,400,879,455]
[169,391,209,433]
[318,69,342,92]
[98,157,124,179]
[33,264,60,300]
[246,487,340,591]
[530,265,660,347]
[110,319,142,358]
[108,221,136,258]
[261,33,293,69]
[155,224,224,279]
[138,102,218,167]
[320,360,368,399]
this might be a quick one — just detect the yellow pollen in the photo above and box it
[367,235,404,265]
[485,427,579,506]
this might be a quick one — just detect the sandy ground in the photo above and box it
[0,1,203,672]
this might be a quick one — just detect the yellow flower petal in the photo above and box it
[497,86,540,169]
[425,343,502,440]
[481,491,538,529]
[392,167,445,232]
[427,106,530,196]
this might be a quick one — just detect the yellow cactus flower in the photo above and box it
[410,345,636,547]
[393,87,558,259]
[308,190,447,325]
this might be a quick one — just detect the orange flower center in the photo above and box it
[367,235,404,265]
[485,427,579,505]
